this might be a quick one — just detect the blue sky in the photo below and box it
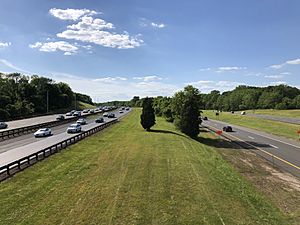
[0,0,300,101]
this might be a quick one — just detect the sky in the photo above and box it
[0,0,300,102]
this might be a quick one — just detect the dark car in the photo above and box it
[223,125,233,132]
[0,121,8,129]
[56,115,65,121]
[95,117,104,123]
[107,113,115,118]
[202,116,208,120]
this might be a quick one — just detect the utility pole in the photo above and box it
[46,90,49,113]
[74,93,77,110]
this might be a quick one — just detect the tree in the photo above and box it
[172,85,201,138]
[140,97,155,131]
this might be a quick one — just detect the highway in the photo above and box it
[202,119,300,178]
[246,113,300,125]
[0,108,130,169]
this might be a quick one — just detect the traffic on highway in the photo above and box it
[202,118,300,178]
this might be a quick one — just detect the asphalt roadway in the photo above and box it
[246,113,300,125]
[0,108,130,168]
[202,119,300,178]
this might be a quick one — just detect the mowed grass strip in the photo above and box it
[203,110,300,140]
[245,109,300,118]
[0,109,290,225]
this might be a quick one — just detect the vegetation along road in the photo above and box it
[0,108,294,225]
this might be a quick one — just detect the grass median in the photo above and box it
[0,109,292,225]
[203,110,300,140]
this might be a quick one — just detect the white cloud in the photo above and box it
[280,72,291,75]
[0,59,31,73]
[216,66,246,73]
[198,68,211,72]
[0,42,11,48]
[93,76,127,83]
[270,58,300,69]
[48,72,178,102]
[270,81,287,86]
[49,8,98,21]
[286,58,300,65]
[29,41,78,55]
[151,22,165,28]
[133,75,163,82]
[269,64,284,69]
[187,80,244,93]
[56,14,143,49]
[264,75,284,79]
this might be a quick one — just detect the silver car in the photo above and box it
[67,124,82,133]
[34,128,52,137]
[76,118,87,125]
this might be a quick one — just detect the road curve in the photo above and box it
[202,119,300,178]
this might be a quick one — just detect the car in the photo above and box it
[119,110,123,113]
[241,111,246,115]
[66,112,72,116]
[121,107,125,110]
[0,121,8,129]
[95,117,104,123]
[76,118,87,125]
[223,125,233,132]
[125,107,130,111]
[56,115,65,121]
[90,109,95,114]
[231,111,235,114]
[71,110,76,114]
[202,116,208,120]
[73,111,81,117]
[34,128,52,137]
[67,124,82,133]
[103,112,108,117]
[107,113,115,118]
[82,109,89,113]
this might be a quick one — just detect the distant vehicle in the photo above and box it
[121,107,125,110]
[125,107,130,111]
[95,117,104,123]
[223,125,233,132]
[231,111,235,114]
[107,113,115,118]
[0,122,8,129]
[82,109,89,113]
[67,123,81,133]
[203,116,208,120]
[73,111,81,117]
[241,111,246,115]
[71,110,76,114]
[90,109,95,114]
[76,118,87,125]
[34,128,52,137]
[119,110,123,113]
[56,115,65,121]
[66,112,72,116]
[103,112,108,117]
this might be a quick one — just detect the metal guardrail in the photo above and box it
[0,119,118,181]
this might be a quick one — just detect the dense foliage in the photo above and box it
[0,72,92,120]
[140,97,156,131]
[75,93,93,105]
[201,85,300,111]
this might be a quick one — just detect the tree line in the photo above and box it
[0,72,93,120]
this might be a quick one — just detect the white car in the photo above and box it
[67,124,82,133]
[34,128,52,137]
[103,112,109,117]
[76,118,87,125]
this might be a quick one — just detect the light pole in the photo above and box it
[46,90,49,113]
[74,93,77,110]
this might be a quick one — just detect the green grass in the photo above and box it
[244,109,300,118]
[77,101,96,110]
[203,110,300,140]
[0,109,291,225]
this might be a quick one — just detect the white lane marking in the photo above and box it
[210,119,300,149]
[269,144,278,149]
[248,136,254,140]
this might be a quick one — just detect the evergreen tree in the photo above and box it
[140,97,155,131]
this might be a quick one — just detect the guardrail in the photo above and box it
[0,119,118,182]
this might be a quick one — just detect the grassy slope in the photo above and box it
[77,101,96,110]
[203,110,300,140]
[0,109,290,225]
[244,109,300,118]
